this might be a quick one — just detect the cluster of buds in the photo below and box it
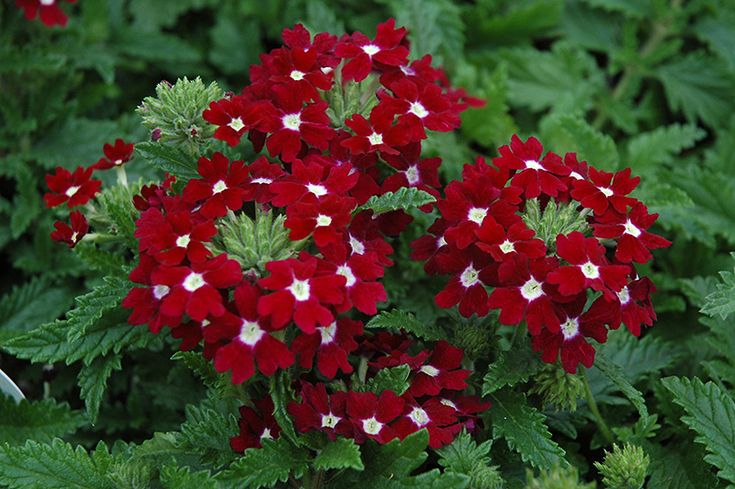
[412,135,670,373]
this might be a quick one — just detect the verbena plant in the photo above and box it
[2,2,735,489]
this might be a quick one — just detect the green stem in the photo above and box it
[582,369,615,445]
[115,166,128,187]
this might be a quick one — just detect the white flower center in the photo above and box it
[581,261,600,279]
[239,319,265,346]
[40,0,55,5]
[617,286,630,305]
[467,207,488,225]
[561,317,580,340]
[623,219,641,237]
[420,365,440,377]
[212,180,227,194]
[362,44,380,56]
[282,112,302,131]
[307,183,328,197]
[404,165,420,186]
[524,160,543,170]
[321,413,341,429]
[260,428,273,440]
[289,70,305,81]
[599,186,614,197]
[114,159,123,166]
[409,102,429,118]
[288,278,310,301]
[319,322,337,345]
[251,177,272,185]
[316,214,332,227]
[228,117,245,132]
[70,232,79,243]
[460,265,480,288]
[337,265,356,287]
[65,185,80,197]
[362,416,383,435]
[408,407,430,427]
[440,398,457,410]
[368,132,383,145]
[176,234,191,248]
[569,171,584,180]
[499,240,515,254]
[201,319,210,328]
[520,277,544,301]
[182,272,205,292]
[400,65,415,76]
[437,235,447,248]
[349,234,365,255]
[152,285,170,300]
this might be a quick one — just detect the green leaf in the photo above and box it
[0,278,74,343]
[647,443,722,489]
[626,123,706,174]
[359,187,436,216]
[540,112,619,169]
[179,397,239,466]
[0,396,85,445]
[693,14,735,70]
[9,166,41,239]
[436,431,501,488]
[66,277,130,342]
[312,438,364,471]
[591,352,648,417]
[365,309,443,340]
[361,429,430,479]
[160,466,219,489]
[77,354,122,424]
[366,364,411,396]
[581,0,653,18]
[483,338,542,395]
[662,377,735,487]
[701,253,735,319]
[0,439,112,489]
[460,64,517,148]
[29,118,120,169]
[216,438,309,489]
[135,141,199,181]
[489,389,566,469]
[655,53,735,128]
[268,371,300,446]
[73,245,128,277]
[465,0,562,47]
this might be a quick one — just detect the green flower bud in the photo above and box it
[468,464,504,489]
[529,363,584,412]
[522,198,590,250]
[525,466,594,489]
[594,443,649,489]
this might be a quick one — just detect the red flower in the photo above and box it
[241,156,286,204]
[263,88,334,162]
[122,254,181,333]
[592,204,671,263]
[50,210,87,248]
[393,398,459,448]
[288,383,351,440]
[381,78,459,139]
[434,248,492,318]
[135,208,216,266]
[257,252,346,333]
[291,317,363,379]
[231,397,281,452]
[264,47,334,101]
[208,283,294,384]
[381,143,442,210]
[571,167,640,215]
[285,195,356,247]
[321,243,387,314]
[44,166,101,208]
[335,18,409,82]
[133,174,176,211]
[92,139,134,170]
[270,158,358,207]
[410,218,450,275]
[16,0,76,27]
[547,231,629,299]
[407,341,470,397]
[183,152,249,218]
[610,277,657,336]
[151,254,242,321]
[533,294,610,373]
[203,96,267,147]
[487,255,561,335]
[346,390,404,444]
[475,219,546,263]
[345,211,394,267]
[492,135,570,198]
[342,105,409,156]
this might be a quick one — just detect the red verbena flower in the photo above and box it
[592,203,671,263]
[183,152,250,218]
[16,0,76,27]
[321,243,387,314]
[92,139,135,170]
[342,105,410,156]
[571,167,640,215]
[44,166,101,208]
[284,195,356,247]
[346,390,404,444]
[290,317,363,379]
[50,210,88,248]
[135,208,216,266]
[408,341,470,397]
[335,18,409,82]
[288,383,352,440]
[231,397,281,452]
[393,398,459,449]
[492,135,570,198]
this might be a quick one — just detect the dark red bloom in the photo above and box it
[571,167,640,215]
[257,252,346,333]
[321,243,387,314]
[264,47,334,101]
[408,341,470,397]
[122,254,181,333]
[270,158,358,207]
[241,156,286,204]
[434,248,492,318]
[135,208,216,266]
[346,390,404,444]
[342,105,409,156]
[381,78,460,139]
[547,231,629,299]
[16,0,76,27]
[492,135,570,198]
[285,195,356,247]
[393,398,459,448]
[44,166,101,208]
[335,18,410,82]
[183,152,250,218]
[592,204,671,263]
[291,317,363,379]
[203,96,268,147]
[151,254,242,322]
[50,210,87,248]
[133,174,176,211]
[608,277,657,336]
[381,143,442,210]
[475,219,546,263]
[288,383,351,440]
[92,139,134,170]
[231,397,281,452]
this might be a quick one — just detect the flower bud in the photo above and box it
[594,443,649,489]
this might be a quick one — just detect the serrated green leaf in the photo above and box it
[179,397,239,467]
[540,112,618,169]
[66,277,129,342]
[693,14,735,70]
[268,371,300,446]
[647,443,721,489]
[626,123,706,174]
[483,339,542,395]
[489,389,566,469]
[313,438,364,471]
[460,64,517,148]
[0,278,74,343]
[365,309,442,340]
[159,466,219,489]
[135,141,199,181]
[359,187,436,216]
[216,438,309,489]
[466,0,562,47]
[361,429,430,479]
[581,0,652,17]
[29,118,120,169]
[366,364,411,396]
[0,396,85,445]
[9,166,40,239]
[701,253,735,319]
[73,244,128,277]
[436,431,498,488]
[662,376,735,487]
[210,11,261,76]
[78,354,122,424]
[591,352,648,417]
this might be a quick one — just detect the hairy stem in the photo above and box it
[582,369,615,445]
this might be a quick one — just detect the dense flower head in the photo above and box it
[413,134,670,373]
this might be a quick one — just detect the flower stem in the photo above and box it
[582,369,614,445]
[115,165,128,187]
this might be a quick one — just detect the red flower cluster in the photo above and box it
[15,0,76,27]
[413,135,670,373]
